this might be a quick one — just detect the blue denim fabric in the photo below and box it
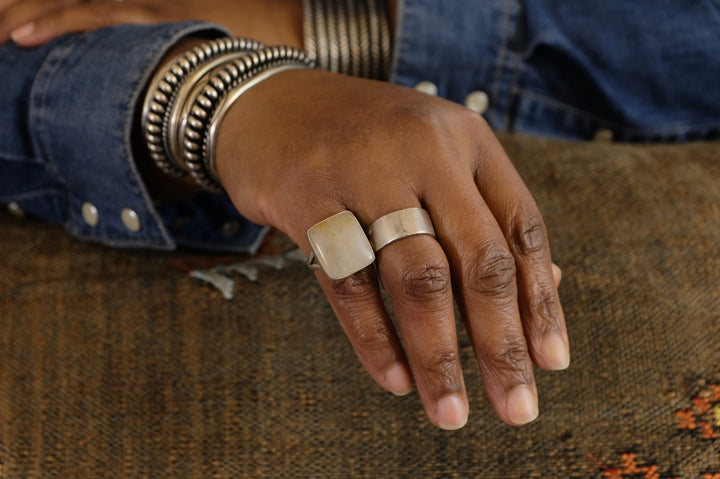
[392,0,720,141]
[0,22,267,252]
[2,2,719,251]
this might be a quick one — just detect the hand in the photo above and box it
[214,68,569,430]
[0,0,302,47]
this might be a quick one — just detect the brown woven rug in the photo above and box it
[1,134,719,478]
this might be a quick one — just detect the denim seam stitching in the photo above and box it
[29,37,79,232]
[31,39,76,185]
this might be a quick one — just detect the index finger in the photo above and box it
[426,171,541,426]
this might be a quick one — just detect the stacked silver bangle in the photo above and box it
[142,38,262,178]
[302,0,392,80]
[143,3,391,191]
[183,45,313,190]
[141,38,314,191]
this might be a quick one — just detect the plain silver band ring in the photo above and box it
[366,207,436,252]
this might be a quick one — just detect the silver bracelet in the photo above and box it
[170,49,267,171]
[141,37,263,177]
[182,45,315,191]
[204,63,307,183]
[302,0,391,80]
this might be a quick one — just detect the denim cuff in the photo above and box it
[23,21,267,252]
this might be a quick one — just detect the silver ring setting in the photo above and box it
[306,211,375,280]
[366,207,436,252]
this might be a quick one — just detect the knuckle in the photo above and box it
[482,340,531,377]
[511,212,548,256]
[526,288,561,331]
[350,319,392,353]
[391,104,455,151]
[393,103,440,130]
[467,246,517,297]
[323,271,392,355]
[458,103,489,129]
[397,259,452,302]
[419,350,460,381]
[327,269,377,304]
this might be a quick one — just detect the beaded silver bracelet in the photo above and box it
[141,37,264,177]
[141,38,314,192]
[168,49,270,171]
[302,0,392,80]
[182,45,315,191]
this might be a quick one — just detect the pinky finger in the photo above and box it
[552,263,562,288]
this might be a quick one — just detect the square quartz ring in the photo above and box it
[306,211,375,280]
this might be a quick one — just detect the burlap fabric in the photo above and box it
[1,134,719,478]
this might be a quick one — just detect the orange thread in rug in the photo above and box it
[587,452,677,479]
[675,383,720,440]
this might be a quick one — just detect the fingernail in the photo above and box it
[542,332,570,370]
[552,263,562,283]
[506,385,538,425]
[436,394,468,430]
[10,23,34,43]
[384,364,413,396]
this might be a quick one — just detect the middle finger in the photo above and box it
[426,171,540,426]
[374,230,469,430]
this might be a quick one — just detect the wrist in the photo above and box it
[137,37,313,194]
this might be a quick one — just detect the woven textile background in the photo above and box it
[1,135,719,478]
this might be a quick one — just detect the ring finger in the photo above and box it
[358,202,468,430]
[375,232,468,430]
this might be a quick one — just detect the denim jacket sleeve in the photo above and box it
[0,22,268,253]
